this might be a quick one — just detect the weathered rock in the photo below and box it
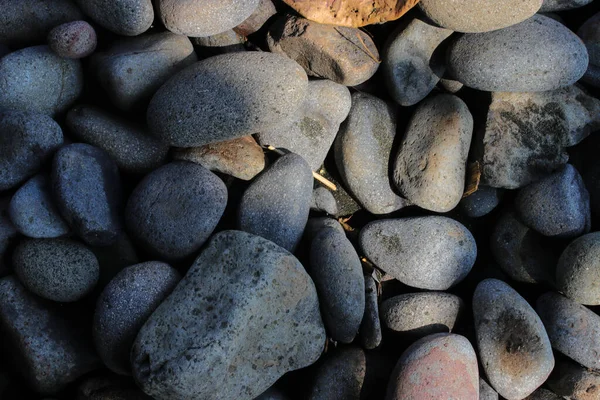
[447,15,589,92]
[308,347,366,400]
[473,279,554,399]
[541,0,594,11]
[481,86,600,189]
[0,109,63,191]
[460,186,502,218]
[125,162,227,261]
[385,333,479,400]
[360,217,476,290]
[239,153,312,252]
[92,32,197,111]
[335,92,407,214]
[75,0,153,36]
[556,232,600,305]
[234,0,277,36]
[310,187,338,216]
[258,80,351,171]
[48,21,97,59]
[148,52,307,147]
[131,230,326,400]
[0,45,83,116]
[359,275,382,350]
[393,94,473,212]
[66,106,169,175]
[546,358,600,400]
[479,379,499,400]
[267,15,379,86]
[382,18,453,106]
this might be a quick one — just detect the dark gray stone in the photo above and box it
[541,0,593,11]
[234,0,277,36]
[546,358,600,399]
[359,275,381,350]
[238,153,312,252]
[8,175,69,238]
[479,378,499,400]
[308,347,366,400]
[91,232,139,289]
[125,161,227,261]
[75,0,153,36]
[557,232,600,305]
[147,52,307,147]
[52,143,122,247]
[93,262,180,375]
[473,279,554,399]
[131,230,325,400]
[460,186,502,218]
[48,21,97,59]
[310,187,338,216]
[0,109,63,191]
[360,217,476,290]
[304,217,345,241]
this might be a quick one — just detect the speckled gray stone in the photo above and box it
[473,279,554,400]
[381,292,464,338]
[546,358,600,399]
[125,161,227,261]
[52,143,122,247]
[308,347,366,400]
[382,18,452,106]
[66,106,169,174]
[75,0,153,36]
[556,232,600,305]
[92,32,197,111]
[267,15,379,87]
[131,230,326,400]
[48,21,97,59]
[311,187,338,215]
[393,94,473,212]
[335,92,408,215]
[537,292,600,370]
[13,238,99,302]
[360,217,476,290]
[460,186,502,218]
[304,217,345,241]
[0,45,83,116]
[541,0,593,11]
[93,262,180,375]
[523,388,562,400]
[479,378,499,400]
[0,275,99,393]
[258,79,351,171]
[360,275,381,350]
[148,52,307,147]
[0,109,63,191]
[0,196,18,275]
[420,0,542,33]
[8,175,69,238]
[447,15,589,92]
[255,387,288,400]
[239,153,312,252]
[157,0,259,37]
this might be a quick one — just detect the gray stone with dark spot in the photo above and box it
[359,275,381,350]
[311,188,338,215]
[556,232,600,305]
[126,162,227,261]
[479,378,499,400]
[75,0,153,36]
[541,0,593,11]
[546,358,600,399]
[131,230,326,400]
[473,279,554,399]
[360,217,476,290]
[48,21,97,59]
[308,347,366,400]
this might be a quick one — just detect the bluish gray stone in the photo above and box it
[310,187,338,216]
[360,275,381,350]
[460,186,502,218]
[556,232,600,305]
[308,347,366,400]
[75,0,153,36]
[304,217,345,241]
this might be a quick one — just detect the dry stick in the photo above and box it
[462,161,481,198]
[266,145,337,191]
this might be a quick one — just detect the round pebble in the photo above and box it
[48,21,97,59]
[556,232,600,305]
[460,186,502,218]
[75,0,153,36]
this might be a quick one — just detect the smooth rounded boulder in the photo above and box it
[147,52,307,147]
[75,0,153,36]
[556,232,600,305]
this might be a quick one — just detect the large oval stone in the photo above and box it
[556,232,600,305]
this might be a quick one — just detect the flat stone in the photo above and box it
[267,15,379,86]
[479,379,499,400]
[556,232,600,305]
[48,21,96,59]
[308,347,366,400]
[460,186,502,218]
[75,0,153,36]
[147,52,307,147]
[359,275,382,350]
[546,358,600,399]
[541,0,594,11]
[393,94,473,212]
[131,230,325,400]
[447,15,589,92]
[360,217,476,290]
[473,279,554,399]
[382,18,452,106]
[125,162,227,261]
[310,187,338,216]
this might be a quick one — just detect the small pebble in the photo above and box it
[359,275,382,350]
[48,21,96,59]
[304,217,345,241]
[75,0,153,36]
[556,232,600,305]
[460,186,502,218]
[310,187,338,216]
[308,347,366,400]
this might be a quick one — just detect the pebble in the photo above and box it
[334,92,408,215]
[147,52,307,147]
[48,21,97,59]
[556,232,600,305]
[77,375,154,400]
[173,136,266,181]
[257,79,351,171]
[157,0,259,37]
[439,78,464,93]
[447,15,589,92]
[360,217,476,290]
[481,86,600,189]
[8,175,69,238]
[92,32,197,111]
[360,275,382,350]
[382,18,453,106]
[93,262,180,375]
[541,0,594,11]
[515,164,590,238]
[473,279,554,399]
[309,227,365,343]
[546,358,600,400]
[125,162,227,261]
[524,388,562,400]
[66,105,169,175]
[419,0,542,33]
[537,292,600,371]
[460,186,502,218]
[310,187,338,216]
[380,292,464,338]
[0,197,18,276]
[267,15,379,86]
[304,217,345,241]
[308,347,366,400]
[131,230,325,400]
[75,0,153,36]
[52,143,122,247]
[238,153,312,252]
[0,109,64,191]
[0,276,99,393]
[479,379,499,400]
[0,45,83,116]
[385,333,479,400]
[393,94,473,212]
[234,0,277,36]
